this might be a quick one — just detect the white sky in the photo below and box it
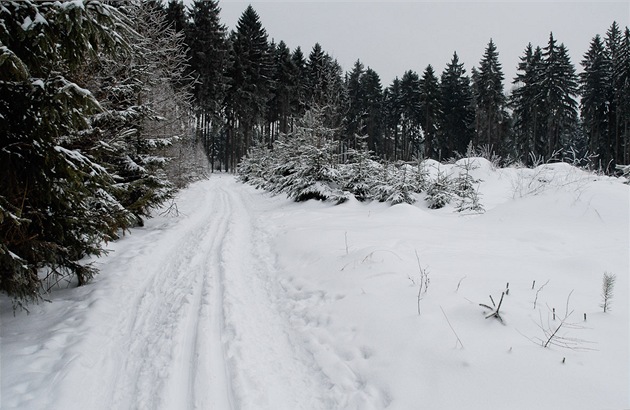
[214,1,630,90]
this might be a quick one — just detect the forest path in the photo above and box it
[1,176,337,410]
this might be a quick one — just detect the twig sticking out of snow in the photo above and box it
[533,279,550,309]
[480,292,505,323]
[440,306,464,349]
[455,275,467,293]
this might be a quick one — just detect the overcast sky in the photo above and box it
[214,1,629,90]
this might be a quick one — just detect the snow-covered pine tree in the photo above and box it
[339,140,381,201]
[83,1,195,224]
[274,107,347,202]
[0,1,136,303]
[426,170,454,209]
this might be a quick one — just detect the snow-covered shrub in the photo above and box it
[425,170,454,209]
[453,158,484,213]
[372,162,417,204]
[240,107,349,203]
[339,145,381,201]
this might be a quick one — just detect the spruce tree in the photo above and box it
[510,44,545,163]
[473,39,508,154]
[540,33,579,159]
[225,5,272,169]
[306,43,328,107]
[360,68,385,153]
[268,41,296,139]
[399,70,423,160]
[345,59,366,146]
[383,78,403,160]
[610,25,630,165]
[419,65,441,159]
[165,0,187,33]
[290,46,308,128]
[0,1,136,302]
[439,52,474,159]
[187,0,229,168]
[580,35,612,164]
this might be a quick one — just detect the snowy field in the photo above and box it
[1,159,628,410]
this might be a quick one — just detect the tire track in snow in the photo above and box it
[217,183,341,409]
[105,181,236,410]
[38,176,349,410]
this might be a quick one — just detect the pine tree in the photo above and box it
[306,43,328,107]
[165,0,187,33]
[383,78,403,160]
[620,28,630,164]
[399,70,423,160]
[605,22,623,165]
[225,5,272,169]
[610,25,630,165]
[580,35,612,164]
[419,65,441,159]
[439,52,474,159]
[473,39,508,154]
[290,46,308,127]
[540,33,579,159]
[0,1,137,302]
[510,44,545,163]
[360,68,385,153]
[268,41,296,140]
[345,59,366,146]
[187,0,229,169]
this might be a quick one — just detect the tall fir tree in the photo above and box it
[345,59,366,146]
[580,34,612,164]
[610,24,630,165]
[267,40,296,140]
[165,0,187,33]
[225,5,272,169]
[419,65,441,159]
[439,52,474,159]
[383,77,403,160]
[186,0,229,169]
[473,39,508,154]
[290,46,308,129]
[360,67,385,153]
[306,43,328,107]
[0,1,136,302]
[510,44,545,163]
[399,70,423,160]
[539,33,579,159]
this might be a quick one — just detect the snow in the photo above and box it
[1,163,628,409]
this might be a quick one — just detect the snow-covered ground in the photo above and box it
[1,160,628,410]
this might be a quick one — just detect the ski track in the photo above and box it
[12,175,377,410]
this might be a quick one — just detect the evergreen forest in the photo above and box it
[1,0,629,304]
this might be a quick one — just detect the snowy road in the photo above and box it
[1,176,345,410]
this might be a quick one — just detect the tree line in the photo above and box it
[173,0,630,171]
